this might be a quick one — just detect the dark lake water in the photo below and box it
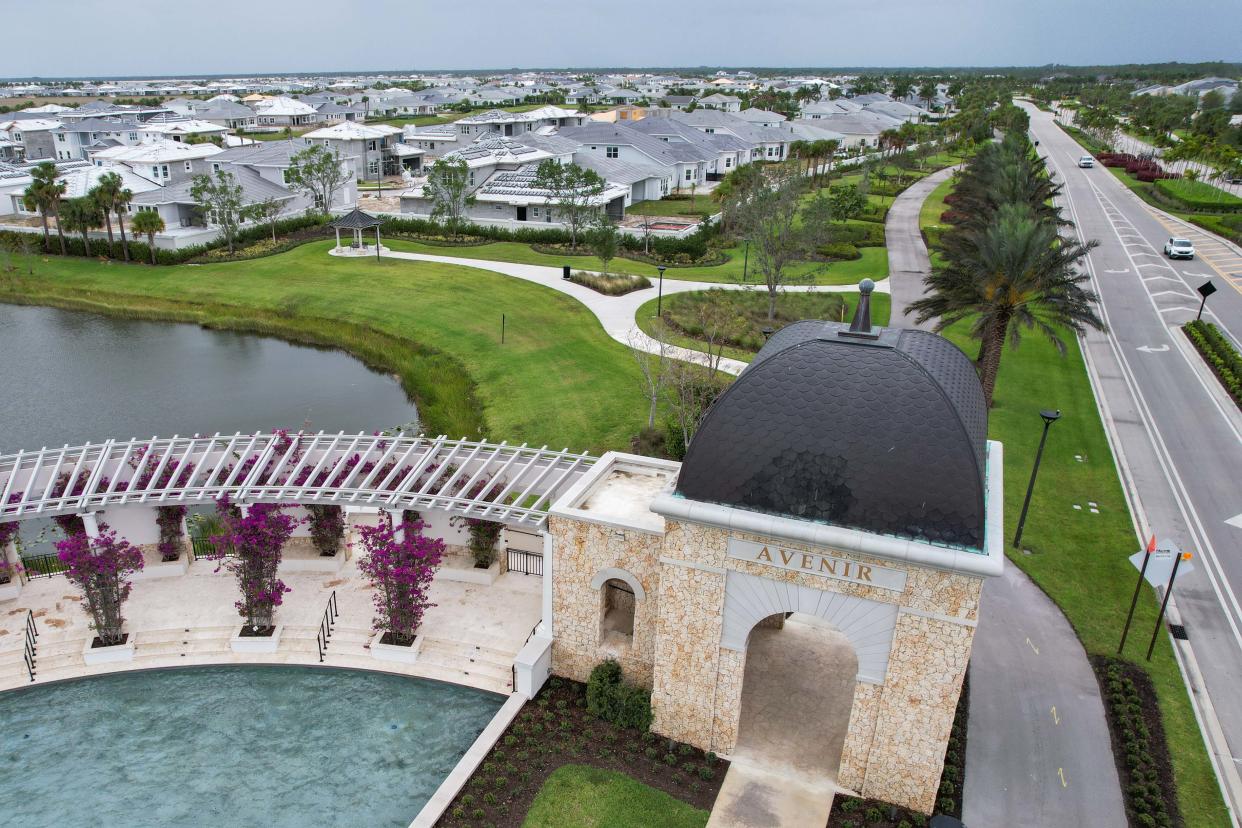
[0,304,419,451]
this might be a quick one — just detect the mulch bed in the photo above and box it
[827,673,968,827]
[238,625,276,638]
[1090,655,1182,828]
[90,633,128,648]
[436,677,727,827]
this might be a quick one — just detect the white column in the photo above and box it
[381,508,404,541]
[538,530,554,637]
[80,512,101,538]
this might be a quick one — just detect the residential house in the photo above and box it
[191,100,258,131]
[556,121,710,191]
[0,118,60,161]
[400,124,462,159]
[699,93,742,113]
[141,120,231,143]
[736,108,786,128]
[661,95,698,111]
[788,110,899,149]
[589,105,648,124]
[668,109,792,163]
[400,136,629,227]
[453,106,587,139]
[50,118,143,160]
[252,97,320,128]
[628,116,747,181]
[302,121,406,178]
[89,139,224,187]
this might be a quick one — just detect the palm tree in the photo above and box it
[88,171,126,248]
[908,203,1105,406]
[131,210,165,265]
[820,139,841,187]
[22,181,53,250]
[60,197,103,256]
[113,186,134,262]
[28,162,67,255]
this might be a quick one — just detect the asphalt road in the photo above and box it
[1023,101,1242,822]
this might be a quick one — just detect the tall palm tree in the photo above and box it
[113,186,134,262]
[29,162,67,255]
[88,171,123,248]
[21,181,52,250]
[908,203,1105,406]
[60,196,103,256]
[131,209,165,265]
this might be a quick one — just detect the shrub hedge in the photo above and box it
[1184,320,1242,406]
[567,270,652,296]
[816,241,862,261]
[586,660,654,732]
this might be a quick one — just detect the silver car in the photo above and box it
[1163,238,1195,259]
[1078,156,1095,168]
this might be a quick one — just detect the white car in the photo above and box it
[1164,238,1195,259]
[1078,156,1095,168]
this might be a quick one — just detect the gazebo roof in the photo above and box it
[328,208,382,230]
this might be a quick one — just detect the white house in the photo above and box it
[302,121,405,179]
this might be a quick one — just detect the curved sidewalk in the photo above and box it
[882,160,1126,824]
[381,249,886,376]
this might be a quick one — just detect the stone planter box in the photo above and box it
[0,578,21,602]
[132,556,190,581]
[437,557,500,586]
[370,632,423,665]
[84,636,135,665]
[230,625,283,654]
[281,552,345,574]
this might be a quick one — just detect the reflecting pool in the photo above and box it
[0,665,502,827]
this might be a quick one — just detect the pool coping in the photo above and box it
[409,692,527,828]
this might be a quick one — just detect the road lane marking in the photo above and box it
[1058,767,1068,788]
[1150,290,1198,299]
[1051,706,1061,725]
[1136,345,1170,353]
[1026,637,1040,655]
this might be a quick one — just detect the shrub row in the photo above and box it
[1184,320,1242,406]
[585,660,654,732]
[824,222,886,248]
[816,241,862,261]
[1154,179,1242,213]
[567,270,652,296]
[1094,657,1179,828]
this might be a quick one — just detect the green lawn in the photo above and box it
[384,238,883,286]
[1155,177,1242,207]
[0,241,646,455]
[626,194,719,217]
[634,290,891,363]
[919,180,1227,827]
[522,765,708,828]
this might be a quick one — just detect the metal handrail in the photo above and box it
[316,590,338,663]
[22,609,37,682]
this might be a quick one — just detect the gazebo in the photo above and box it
[328,208,387,257]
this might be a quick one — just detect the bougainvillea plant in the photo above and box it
[305,505,345,557]
[130,445,196,562]
[210,495,295,631]
[356,515,444,646]
[55,523,144,646]
[448,479,508,568]
[0,492,21,551]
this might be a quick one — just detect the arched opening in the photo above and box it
[735,612,859,783]
[599,578,636,648]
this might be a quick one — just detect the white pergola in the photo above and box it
[0,433,595,529]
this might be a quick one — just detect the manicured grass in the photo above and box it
[918,185,1227,827]
[626,194,719,217]
[1154,177,1242,208]
[634,291,891,363]
[522,765,709,828]
[919,175,956,250]
[384,238,883,286]
[0,241,647,455]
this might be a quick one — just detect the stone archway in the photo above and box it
[734,613,860,783]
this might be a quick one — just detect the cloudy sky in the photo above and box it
[7,0,1240,78]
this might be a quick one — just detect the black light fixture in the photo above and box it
[656,266,666,316]
[761,326,775,341]
[1013,408,1061,549]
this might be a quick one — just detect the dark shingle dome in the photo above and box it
[676,312,988,550]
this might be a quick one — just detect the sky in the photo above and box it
[6,0,1240,78]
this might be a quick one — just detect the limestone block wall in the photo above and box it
[838,681,882,792]
[548,515,663,687]
[861,612,974,812]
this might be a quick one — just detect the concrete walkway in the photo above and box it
[878,148,1126,825]
[381,249,887,377]
[884,165,957,331]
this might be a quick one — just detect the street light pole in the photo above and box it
[657,265,666,317]
[1013,408,1061,549]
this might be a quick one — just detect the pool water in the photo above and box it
[0,666,503,827]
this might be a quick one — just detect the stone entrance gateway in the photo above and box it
[546,296,1004,815]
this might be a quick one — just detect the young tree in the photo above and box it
[734,165,834,321]
[248,196,286,243]
[190,169,246,254]
[588,219,619,276]
[628,327,670,430]
[131,209,165,265]
[425,156,475,239]
[533,159,606,249]
[826,183,868,223]
[356,515,444,646]
[210,498,296,631]
[55,524,144,647]
[286,143,349,216]
[60,196,103,256]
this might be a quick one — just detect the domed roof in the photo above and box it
[676,302,988,550]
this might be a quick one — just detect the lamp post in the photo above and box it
[761,326,775,342]
[657,266,666,317]
[1013,408,1061,549]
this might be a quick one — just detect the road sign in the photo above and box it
[1197,280,1218,300]
[1129,548,1194,589]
